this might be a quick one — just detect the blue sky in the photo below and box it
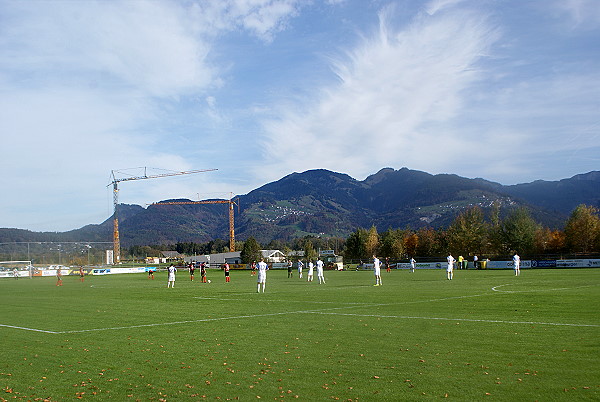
[1,0,599,232]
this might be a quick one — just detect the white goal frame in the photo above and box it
[0,261,33,279]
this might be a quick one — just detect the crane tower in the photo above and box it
[109,167,217,263]
[152,195,238,252]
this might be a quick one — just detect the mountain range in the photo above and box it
[1,168,599,245]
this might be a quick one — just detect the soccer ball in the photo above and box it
[207,279,211,283]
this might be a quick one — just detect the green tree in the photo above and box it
[240,237,262,264]
[344,228,368,261]
[447,206,488,256]
[304,240,318,262]
[564,204,600,253]
[500,207,539,255]
[380,229,406,260]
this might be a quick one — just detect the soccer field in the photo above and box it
[1,268,599,400]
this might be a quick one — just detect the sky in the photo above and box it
[1,0,599,232]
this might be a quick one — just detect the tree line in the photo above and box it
[343,204,600,261]
[128,203,600,263]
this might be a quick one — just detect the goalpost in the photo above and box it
[0,261,33,279]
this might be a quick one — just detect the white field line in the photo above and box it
[4,284,598,334]
[491,283,597,293]
[0,303,387,334]
[309,311,600,328]
[193,296,375,305]
[0,323,59,334]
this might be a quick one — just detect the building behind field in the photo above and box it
[184,250,286,266]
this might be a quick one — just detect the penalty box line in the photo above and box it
[0,303,388,334]
[7,289,596,333]
[0,293,498,334]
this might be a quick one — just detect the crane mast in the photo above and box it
[109,168,217,264]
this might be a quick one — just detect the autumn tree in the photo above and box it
[403,232,419,258]
[365,225,380,257]
[534,227,566,254]
[547,229,566,253]
[564,204,600,253]
[415,227,442,257]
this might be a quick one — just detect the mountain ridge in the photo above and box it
[1,168,598,245]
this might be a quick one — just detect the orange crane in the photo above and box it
[108,167,217,263]
[152,195,238,252]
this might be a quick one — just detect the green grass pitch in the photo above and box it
[1,268,599,400]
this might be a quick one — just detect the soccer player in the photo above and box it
[307,261,314,282]
[167,264,176,288]
[224,262,230,282]
[385,257,391,273]
[79,266,85,282]
[316,258,325,284]
[446,254,455,280]
[373,255,382,286]
[13,268,18,280]
[513,253,521,276]
[410,257,416,273]
[201,262,207,283]
[189,263,195,281]
[256,258,268,293]
[56,268,63,286]
[297,260,303,279]
[287,260,293,278]
[148,269,155,280]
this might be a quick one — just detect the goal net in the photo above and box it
[0,261,33,279]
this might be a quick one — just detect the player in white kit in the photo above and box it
[167,264,176,288]
[257,259,268,293]
[513,253,520,276]
[297,260,304,279]
[316,258,325,284]
[307,261,314,282]
[446,254,455,280]
[373,255,382,286]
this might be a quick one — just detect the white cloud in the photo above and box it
[1,1,217,97]
[0,0,305,231]
[189,0,303,41]
[425,0,468,16]
[556,0,600,29]
[258,5,499,180]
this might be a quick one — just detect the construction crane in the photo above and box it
[151,195,238,252]
[108,167,217,263]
